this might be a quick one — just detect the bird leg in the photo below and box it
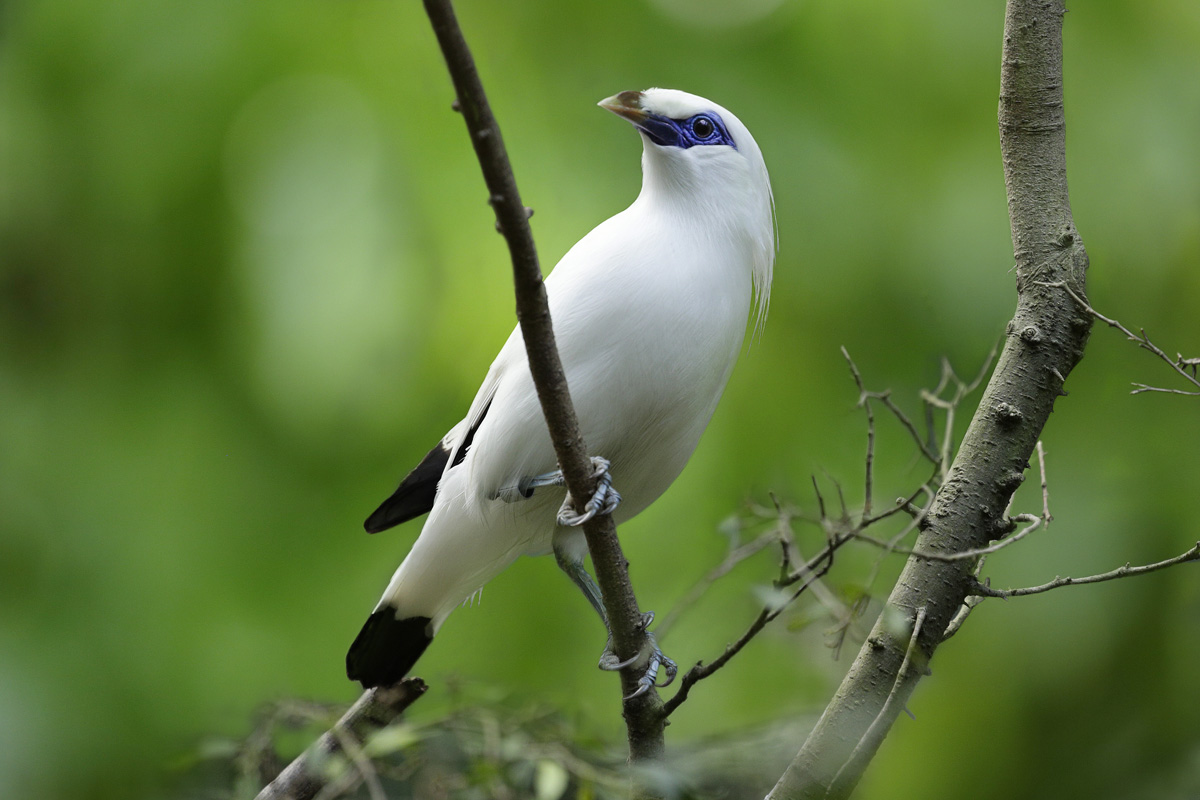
[506,456,622,526]
[552,533,677,700]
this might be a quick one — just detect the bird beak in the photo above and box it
[598,91,649,124]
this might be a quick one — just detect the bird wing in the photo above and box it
[364,363,503,533]
[363,439,452,533]
[459,327,557,508]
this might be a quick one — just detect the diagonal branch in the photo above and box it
[420,0,665,762]
[255,680,427,800]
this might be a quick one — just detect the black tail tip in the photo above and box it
[346,609,434,689]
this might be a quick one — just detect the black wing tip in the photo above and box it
[363,508,398,534]
[346,609,434,689]
[363,498,430,533]
[364,442,452,534]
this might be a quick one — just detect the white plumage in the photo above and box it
[348,88,775,688]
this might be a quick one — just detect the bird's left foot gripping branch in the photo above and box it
[347,88,775,696]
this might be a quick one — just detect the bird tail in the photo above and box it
[345,607,434,688]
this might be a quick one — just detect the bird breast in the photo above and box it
[460,199,757,527]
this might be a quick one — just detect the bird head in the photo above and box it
[599,87,776,331]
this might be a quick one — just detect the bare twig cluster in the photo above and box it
[657,346,1005,718]
[661,347,1198,681]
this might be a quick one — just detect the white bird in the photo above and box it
[348,88,775,692]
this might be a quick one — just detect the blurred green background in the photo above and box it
[2,0,1198,797]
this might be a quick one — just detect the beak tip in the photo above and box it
[599,90,647,122]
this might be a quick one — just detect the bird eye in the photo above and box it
[690,116,715,139]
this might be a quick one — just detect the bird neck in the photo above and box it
[636,149,775,334]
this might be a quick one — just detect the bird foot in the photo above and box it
[497,457,621,523]
[597,611,677,700]
[556,457,621,526]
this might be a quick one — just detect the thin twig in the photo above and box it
[1041,280,1200,395]
[919,342,999,484]
[940,596,984,642]
[1131,384,1200,396]
[811,475,827,521]
[850,514,1042,563]
[972,542,1200,598]
[857,486,935,597]
[860,471,938,528]
[1036,440,1052,522]
[862,394,876,521]
[843,347,941,466]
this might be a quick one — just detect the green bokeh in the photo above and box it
[2,1,1198,797]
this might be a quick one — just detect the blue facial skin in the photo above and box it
[635,113,738,150]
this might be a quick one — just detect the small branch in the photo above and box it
[919,343,1000,482]
[661,542,840,718]
[972,542,1200,598]
[1042,280,1200,396]
[941,596,985,642]
[421,0,665,760]
[1131,384,1200,397]
[811,475,828,521]
[255,680,427,800]
[858,372,877,521]
[1036,440,1052,522]
[941,557,989,642]
[851,513,1042,564]
[861,475,937,527]
[856,487,935,604]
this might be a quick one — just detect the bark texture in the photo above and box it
[421,0,666,762]
[767,1,1090,797]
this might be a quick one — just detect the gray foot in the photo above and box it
[556,457,621,527]
[597,611,677,700]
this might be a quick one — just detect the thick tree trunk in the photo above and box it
[767,1,1091,797]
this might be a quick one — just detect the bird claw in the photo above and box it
[595,611,677,699]
[557,457,621,526]
[623,630,677,700]
[598,641,639,672]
